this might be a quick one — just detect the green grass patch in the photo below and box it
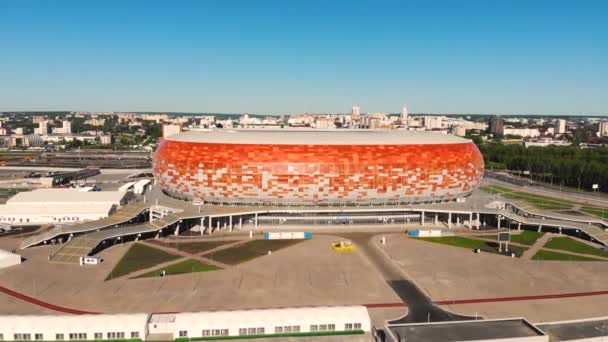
[475,231,544,246]
[147,239,233,255]
[205,239,304,265]
[106,243,180,280]
[500,192,575,210]
[137,259,221,278]
[415,236,527,257]
[580,206,608,219]
[531,249,600,261]
[544,237,608,258]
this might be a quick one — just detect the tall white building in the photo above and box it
[400,105,408,124]
[556,119,566,134]
[599,121,608,136]
[62,120,72,134]
[34,121,48,135]
[351,105,360,117]
[162,124,183,138]
[424,116,443,130]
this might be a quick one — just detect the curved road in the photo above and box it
[342,233,473,323]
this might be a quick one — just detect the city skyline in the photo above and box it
[1,0,607,115]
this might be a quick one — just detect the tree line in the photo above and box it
[479,143,608,192]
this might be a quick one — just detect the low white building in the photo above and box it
[153,306,371,339]
[0,189,126,225]
[7,189,125,207]
[0,249,21,269]
[0,313,147,341]
[503,127,541,138]
[0,306,370,341]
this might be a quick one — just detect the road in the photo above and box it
[342,232,473,323]
[485,178,608,207]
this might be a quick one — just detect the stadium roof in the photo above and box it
[167,129,470,145]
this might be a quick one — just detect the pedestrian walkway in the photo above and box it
[521,233,553,260]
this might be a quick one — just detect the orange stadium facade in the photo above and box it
[153,130,484,206]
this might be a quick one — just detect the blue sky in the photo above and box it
[0,0,606,115]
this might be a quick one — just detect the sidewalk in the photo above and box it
[521,233,553,260]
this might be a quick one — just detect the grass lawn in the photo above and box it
[137,259,221,278]
[544,237,608,258]
[500,192,575,210]
[415,236,527,257]
[105,243,180,280]
[580,206,608,219]
[531,250,600,261]
[147,239,233,255]
[205,239,304,265]
[475,231,544,246]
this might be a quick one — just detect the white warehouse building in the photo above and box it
[0,314,148,341]
[0,306,371,341]
[159,305,371,338]
[0,189,126,225]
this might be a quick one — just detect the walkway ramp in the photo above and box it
[21,202,149,249]
[49,236,102,264]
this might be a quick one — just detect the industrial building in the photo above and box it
[154,130,484,206]
[0,189,126,225]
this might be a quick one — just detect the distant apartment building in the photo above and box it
[32,116,47,124]
[315,117,335,129]
[599,121,608,136]
[162,124,183,138]
[100,135,112,145]
[351,105,361,118]
[503,127,541,138]
[556,119,566,134]
[34,121,48,135]
[85,118,106,126]
[489,116,504,135]
[13,127,25,135]
[198,116,215,127]
[287,114,315,127]
[453,126,466,137]
[400,105,408,125]
[62,120,71,134]
[424,116,444,130]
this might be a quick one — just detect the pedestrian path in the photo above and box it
[521,233,553,260]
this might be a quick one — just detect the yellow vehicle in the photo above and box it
[331,241,355,252]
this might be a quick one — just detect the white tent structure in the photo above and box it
[0,249,21,269]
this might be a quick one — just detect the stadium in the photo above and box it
[154,130,484,206]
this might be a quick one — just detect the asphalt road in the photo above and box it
[486,178,608,207]
[341,232,474,323]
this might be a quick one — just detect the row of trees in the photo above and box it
[479,143,608,192]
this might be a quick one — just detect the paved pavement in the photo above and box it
[521,233,553,260]
[343,233,473,323]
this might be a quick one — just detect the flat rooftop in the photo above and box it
[167,129,470,145]
[7,189,125,205]
[537,318,608,341]
[387,319,546,342]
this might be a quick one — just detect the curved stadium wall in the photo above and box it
[153,130,484,206]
